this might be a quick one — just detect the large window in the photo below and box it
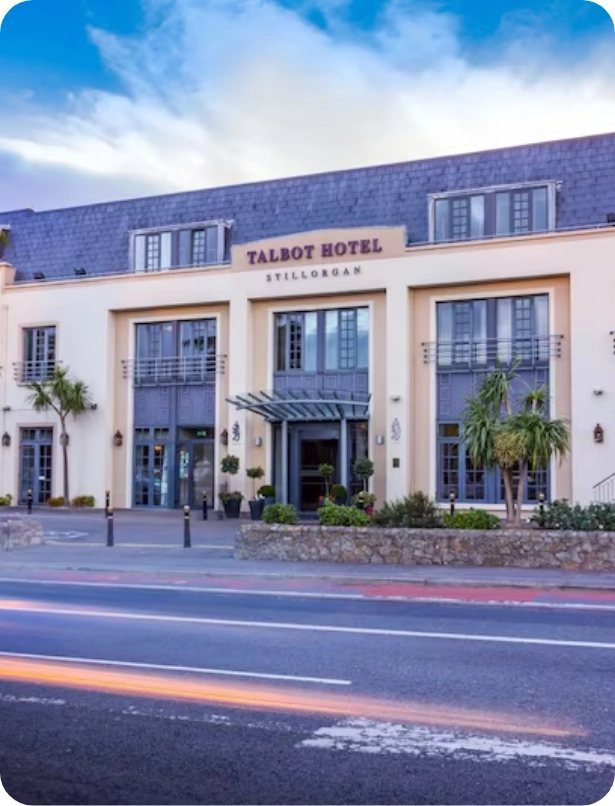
[275,307,369,373]
[436,294,549,368]
[21,326,56,383]
[431,183,555,243]
[435,293,552,504]
[132,222,231,272]
[134,319,217,384]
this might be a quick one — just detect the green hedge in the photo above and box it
[531,500,615,531]
[318,501,371,527]
[443,509,501,530]
[262,503,298,524]
[372,493,443,528]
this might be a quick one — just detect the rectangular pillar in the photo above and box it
[340,417,348,490]
[280,419,289,504]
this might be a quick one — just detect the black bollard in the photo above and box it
[538,492,545,526]
[106,509,114,547]
[27,488,33,514]
[105,490,110,518]
[449,491,456,518]
[202,492,208,521]
[184,505,191,548]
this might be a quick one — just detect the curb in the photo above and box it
[0,562,614,592]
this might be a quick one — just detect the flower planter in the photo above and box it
[222,497,242,519]
[249,499,265,521]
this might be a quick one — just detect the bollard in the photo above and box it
[105,490,110,519]
[449,491,456,518]
[184,505,191,548]
[202,492,208,521]
[538,492,545,526]
[27,488,33,514]
[106,508,114,547]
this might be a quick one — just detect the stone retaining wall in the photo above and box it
[0,515,43,551]
[236,524,615,570]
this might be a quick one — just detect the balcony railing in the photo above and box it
[122,354,226,386]
[13,360,57,385]
[421,336,563,367]
[593,472,615,503]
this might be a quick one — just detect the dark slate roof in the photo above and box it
[2,131,615,282]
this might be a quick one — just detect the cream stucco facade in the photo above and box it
[0,221,612,513]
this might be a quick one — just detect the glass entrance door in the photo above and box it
[175,430,215,508]
[134,429,170,507]
[19,428,53,504]
[299,436,339,511]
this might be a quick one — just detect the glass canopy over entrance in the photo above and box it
[226,390,371,509]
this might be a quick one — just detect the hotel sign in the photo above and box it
[248,237,383,266]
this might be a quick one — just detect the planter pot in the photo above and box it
[222,497,242,519]
[249,499,265,521]
[334,497,346,506]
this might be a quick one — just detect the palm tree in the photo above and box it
[27,366,92,505]
[461,360,570,525]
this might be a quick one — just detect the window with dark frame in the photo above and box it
[133,223,231,272]
[22,326,56,383]
[432,184,552,243]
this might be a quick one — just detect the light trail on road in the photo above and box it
[0,654,583,738]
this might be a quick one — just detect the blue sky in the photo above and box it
[1,0,615,210]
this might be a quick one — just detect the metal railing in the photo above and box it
[122,354,226,385]
[13,360,57,385]
[592,472,615,503]
[421,335,563,367]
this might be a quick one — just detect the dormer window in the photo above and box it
[131,221,232,272]
[429,181,557,244]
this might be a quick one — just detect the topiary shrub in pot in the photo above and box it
[258,484,275,507]
[318,463,334,503]
[219,455,242,518]
[353,457,374,491]
[246,466,265,520]
[330,484,347,506]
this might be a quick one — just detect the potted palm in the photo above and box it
[247,466,265,520]
[219,454,243,518]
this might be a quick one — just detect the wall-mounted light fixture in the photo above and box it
[1,432,10,447]
[113,430,123,447]
[594,424,605,444]
[376,435,385,445]
[390,395,401,402]
[220,428,228,446]
[593,389,604,396]
[254,436,263,447]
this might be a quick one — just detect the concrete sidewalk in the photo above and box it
[1,540,615,590]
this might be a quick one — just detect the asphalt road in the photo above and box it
[0,579,614,805]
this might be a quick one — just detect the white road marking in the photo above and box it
[0,651,351,686]
[298,718,615,771]
[1,603,615,649]
[0,577,613,611]
[0,693,65,705]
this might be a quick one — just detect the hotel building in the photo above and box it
[0,132,614,514]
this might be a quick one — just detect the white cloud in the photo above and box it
[1,0,615,208]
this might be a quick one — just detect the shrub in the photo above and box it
[353,457,374,490]
[530,500,615,531]
[318,500,371,527]
[330,484,347,501]
[258,484,275,499]
[262,503,298,524]
[46,497,65,507]
[372,492,442,528]
[0,493,13,506]
[246,466,265,498]
[352,491,376,508]
[443,509,501,530]
[71,495,95,507]
[221,455,240,475]
[219,491,244,503]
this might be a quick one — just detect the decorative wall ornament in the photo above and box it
[391,418,401,442]
[232,421,241,443]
